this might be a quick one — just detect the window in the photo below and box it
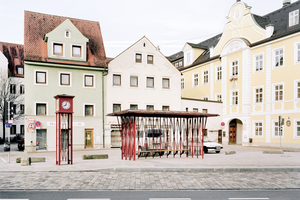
[274,48,284,67]
[296,43,300,63]
[289,9,299,27]
[193,108,198,112]
[65,30,71,38]
[135,53,142,63]
[60,73,70,86]
[147,77,154,88]
[232,91,238,105]
[20,104,24,114]
[162,78,170,89]
[162,106,169,111]
[202,109,208,113]
[36,103,46,115]
[181,77,184,90]
[53,43,63,55]
[130,104,138,110]
[72,45,81,57]
[274,84,283,101]
[297,82,300,99]
[10,84,16,94]
[146,105,154,110]
[13,104,17,114]
[20,125,24,135]
[231,60,238,76]
[255,88,263,103]
[36,71,46,84]
[10,125,16,135]
[179,61,183,67]
[187,52,191,63]
[174,62,178,67]
[130,76,138,87]
[186,107,188,112]
[273,121,283,137]
[216,94,222,102]
[85,105,94,116]
[147,55,153,64]
[84,75,94,87]
[193,73,198,87]
[20,85,24,94]
[296,121,300,138]
[255,122,263,137]
[113,104,121,113]
[203,70,208,84]
[255,54,263,72]
[113,74,121,86]
[216,66,222,81]
[17,65,24,75]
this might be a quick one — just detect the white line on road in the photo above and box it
[68,199,110,200]
[228,198,269,200]
[0,157,6,162]
[150,199,191,200]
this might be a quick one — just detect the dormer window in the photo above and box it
[53,43,63,55]
[72,45,82,57]
[289,10,299,27]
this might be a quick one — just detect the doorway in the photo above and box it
[85,129,93,148]
[36,129,47,150]
[228,118,243,145]
[218,130,222,144]
[229,126,236,144]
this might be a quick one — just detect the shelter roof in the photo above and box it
[107,109,219,118]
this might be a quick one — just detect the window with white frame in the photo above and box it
[162,106,169,111]
[216,66,222,81]
[130,104,138,110]
[254,122,263,137]
[130,76,138,87]
[297,81,300,99]
[274,84,283,101]
[203,70,208,84]
[20,85,24,94]
[53,43,63,55]
[187,52,191,63]
[85,105,94,116]
[84,74,94,87]
[60,73,70,86]
[216,94,222,102]
[181,77,184,90]
[36,103,46,115]
[232,91,238,105]
[146,105,154,110]
[255,54,263,72]
[296,121,300,138]
[135,53,142,63]
[72,45,82,57]
[17,65,24,75]
[231,60,238,76]
[193,108,198,112]
[193,73,198,87]
[10,84,16,94]
[202,109,208,113]
[146,77,154,88]
[273,121,283,137]
[113,74,121,86]
[274,48,284,67]
[296,43,300,63]
[255,87,263,103]
[289,9,299,27]
[35,71,47,85]
[162,78,170,89]
[147,55,153,64]
[113,104,121,113]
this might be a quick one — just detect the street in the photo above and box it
[0,143,20,152]
[0,190,299,200]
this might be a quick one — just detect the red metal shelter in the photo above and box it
[107,110,219,161]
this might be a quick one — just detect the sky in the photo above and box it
[0,0,294,58]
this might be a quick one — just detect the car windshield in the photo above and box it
[204,137,212,143]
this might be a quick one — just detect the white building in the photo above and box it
[105,36,223,147]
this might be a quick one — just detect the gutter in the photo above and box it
[102,68,108,148]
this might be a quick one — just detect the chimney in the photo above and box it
[283,0,291,7]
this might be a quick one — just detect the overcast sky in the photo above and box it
[0,0,294,58]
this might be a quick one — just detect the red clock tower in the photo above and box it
[54,94,75,165]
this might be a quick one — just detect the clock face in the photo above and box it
[62,101,71,109]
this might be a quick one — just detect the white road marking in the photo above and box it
[0,199,29,200]
[150,199,191,200]
[228,198,269,200]
[68,199,110,200]
[0,157,6,162]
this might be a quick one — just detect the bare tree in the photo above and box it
[0,70,24,142]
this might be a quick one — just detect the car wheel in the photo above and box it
[216,151,220,153]
[204,147,208,154]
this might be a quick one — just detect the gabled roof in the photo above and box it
[167,51,183,62]
[177,1,300,71]
[0,42,24,77]
[24,11,107,68]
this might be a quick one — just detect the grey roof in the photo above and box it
[176,1,300,71]
[167,51,183,62]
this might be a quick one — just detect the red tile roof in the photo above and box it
[24,11,107,68]
[0,42,24,77]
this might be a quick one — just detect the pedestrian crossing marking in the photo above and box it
[228,198,269,200]
[150,199,191,200]
[68,199,110,200]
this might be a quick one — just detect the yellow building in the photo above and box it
[178,0,300,148]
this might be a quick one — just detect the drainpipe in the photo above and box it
[102,68,108,148]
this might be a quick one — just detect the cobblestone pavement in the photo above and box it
[1,171,300,190]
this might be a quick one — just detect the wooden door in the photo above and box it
[85,129,93,148]
[229,126,236,144]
